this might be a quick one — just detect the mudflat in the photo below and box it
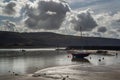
[1,64,120,80]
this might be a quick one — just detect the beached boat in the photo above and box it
[67,50,90,58]
[21,49,26,52]
[71,57,90,63]
[67,25,90,58]
[96,50,108,53]
[72,52,90,58]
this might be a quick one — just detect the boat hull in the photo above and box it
[72,57,90,63]
[72,53,90,58]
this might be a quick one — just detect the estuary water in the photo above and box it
[0,50,120,75]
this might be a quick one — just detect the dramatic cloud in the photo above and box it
[3,1,16,15]
[70,10,97,31]
[97,26,107,33]
[95,12,120,29]
[0,0,120,39]
[0,0,22,17]
[105,31,119,38]
[2,20,16,31]
[24,0,70,30]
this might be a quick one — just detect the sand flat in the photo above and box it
[1,64,120,80]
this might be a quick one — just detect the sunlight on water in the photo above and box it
[0,50,120,75]
[0,48,56,51]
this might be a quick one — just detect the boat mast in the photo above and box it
[80,26,82,37]
[79,25,83,43]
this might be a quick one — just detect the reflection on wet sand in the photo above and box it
[0,51,120,80]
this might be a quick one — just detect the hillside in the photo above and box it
[0,31,120,50]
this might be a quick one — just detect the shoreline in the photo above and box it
[1,64,120,80]
[0,50,65,57]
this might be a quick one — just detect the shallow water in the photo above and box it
[0,50,120,75]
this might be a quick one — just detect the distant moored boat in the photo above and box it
[67,50,90,58]
[21,49,26,52]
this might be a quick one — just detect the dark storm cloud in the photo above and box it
[3,1,16,15]
[71,11,97,31]
[97,26,107,33]
[24,0,70,30]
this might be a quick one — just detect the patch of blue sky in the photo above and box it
[69,0,120,15]
[0,15,22,25]
[3,0,11,2]
[69,0,116,9]
[29,0,35,2]
[90,0,120,14]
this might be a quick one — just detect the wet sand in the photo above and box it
[0,50,120,80]
[1,64,120,80]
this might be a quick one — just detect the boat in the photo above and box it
[20,49,26,52]
[96,50,108,53]
[72,52,90,58]
[67,26,90,58]
[67,50,90,58]
[71,57,90,63]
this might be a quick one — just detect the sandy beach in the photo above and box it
[1,64,120,80]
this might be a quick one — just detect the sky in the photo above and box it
[0,0,120,38]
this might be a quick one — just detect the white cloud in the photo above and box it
[1,20,16,31]
[105,31,120,38]
[95,12,120,31]
[0,0,120,39]
[24,0,70,30]
[63,9,97,32]
[0,0,22,17]
[90,11,120,38]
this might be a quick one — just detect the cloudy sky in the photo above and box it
[0,0,120,38]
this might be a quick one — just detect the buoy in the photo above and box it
[43,73,46,75]
[90,57,91,59]
[99,59,101,62]
[15,73,19,76]
[67,55,71,58]
[66,75,69,78]
[102,57,104,60]
[62,77,66,80]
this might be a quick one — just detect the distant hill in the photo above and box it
[0,31,120,50]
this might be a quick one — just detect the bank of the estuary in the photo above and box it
[1,64,120,80]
